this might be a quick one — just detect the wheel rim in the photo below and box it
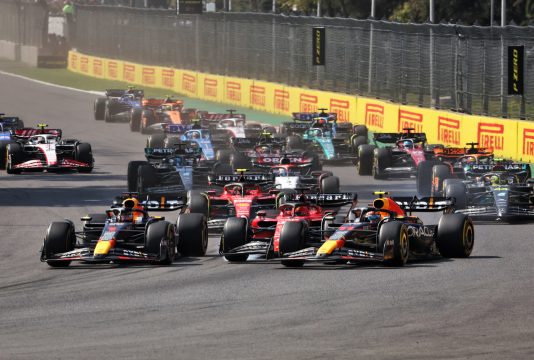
[400,228,409,262]
[463,221,474,253]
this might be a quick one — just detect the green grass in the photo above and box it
[0,59,289,125]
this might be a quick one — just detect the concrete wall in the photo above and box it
[0,40,17,61]
[20,45,38,67]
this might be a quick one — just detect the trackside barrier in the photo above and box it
[69,50,532,162]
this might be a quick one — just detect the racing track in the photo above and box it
[0,72,533,359]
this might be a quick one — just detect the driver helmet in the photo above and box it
[365,211,381,223]
[232,186,241,196]
[259,145,270,154]
[489,175,500,185]
[403,140,413,149]
[282,207,293,216]
[192,131,200,139]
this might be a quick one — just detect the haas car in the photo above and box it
[220,192,354,262]
[416,142,495,196]
[357,128,433,179]
[279,192,474,267]
[94,87,144,123]
[5,124,93,174]
[443,163,534,222]
[0,113,25,169]
[40,194,208,267]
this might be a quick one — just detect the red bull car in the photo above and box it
[5,125,93,174]
[220,192,353,262]
[40,193,208,267]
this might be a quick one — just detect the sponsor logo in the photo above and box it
[330,99,350,122]
[204,78,217,98]
[522,128,534,156]
[398,109,423,132]
[123,64,135,83]
[70,54,77,70]
[407,226,434,238]
[226,81,241,102]
[93,59,103,76]
[108,61,118,79]
[274,89,289,112]
[142,67,155,85]
[162,69,174,88]
[477,122,504,150]
[80,56,89,73]
[182,73,197,94]
[437,117,461,145]
[300,94,318,112]
[365,103,384,129]
[250,85,266,107]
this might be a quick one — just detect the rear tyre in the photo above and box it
[215,149,234,163]
[187,192,209,217]
[353,124,368,138]
[378,221,409,267]
[444,182,467,210]
[94,98,106,120]
[416,160,440,197]
[357,144,376,176]
[104,101,112,123]
[0,140,14,170]
[6,143,24,174]
[140,111,155,134]
[286,135,303,150]
[75,143,93,173]
[320,175,340,193]
[147,133,166,148]
[127,161,147,192]
[436,214,474,258]
[129,108,142,132]
[279,221,306,267]
[176,213,208,256]
[373,148,391,180]
[145,221,174,265]
[138,165,158,194]
[431,164,451,196]
[351,135,368,155]
[222,217,249,262]
[43,222,75,268]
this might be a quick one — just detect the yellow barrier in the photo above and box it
[68,50,532,162]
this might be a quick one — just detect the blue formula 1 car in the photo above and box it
[94,88,144,123]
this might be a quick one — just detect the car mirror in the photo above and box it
[80,216,92,222]
[256,210,266,217]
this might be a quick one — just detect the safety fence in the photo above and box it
[0,0,48,48]
[69,50,534,163]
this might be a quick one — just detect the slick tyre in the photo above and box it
[6,143,24,174]
[0,140,14,170]
[138,165,158,193]
[75,143,93,173]
[320,175,340,193]
[416,160,440,197]
[147,133,166,148]
[378,221,409,267]
[357,144,376,176]
[127,161,147,192]
[222,217,248,262]
[104,101,112,123]
[353,124,368,138]
[129,108,142,132]
[351,135,368,155]
[431,164,452,195]
[187,191,209,218]
[94,98,106,120]
[140,111,155,134]
[286,135,303,150]
[444,182,467,210]
[145,221,174,265]
[44,222,75,268]
[176,213,208,256]
[373,148,391,180]
[436,214,474,258]
[279,221,306,267]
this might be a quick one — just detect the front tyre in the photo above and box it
[145,221,175,265]
[176,213,208,256]
[378,221,409,267]
[222,217,248,262]
[436,214,474,258]
[279,221,306,267]
[43,222,75,267]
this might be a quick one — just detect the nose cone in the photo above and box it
[94,240,115,256]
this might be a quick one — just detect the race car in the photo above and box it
[40,193,208,267]
[5,124,93,174]
[127,144,207,198]
[416,142,495,196]
[139,99,191,134]
[220,192,354,262]
[443,164,534,222]
[128,97,170,132]
[94,87,144,123]
[357,129,432,179]
[187,172,278,230]
[269,165,340,193]
[0,114,25,169]
[278,192,474,267]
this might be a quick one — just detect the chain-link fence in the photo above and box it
[0,0,48,48]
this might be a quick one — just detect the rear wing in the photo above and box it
[253,154,313,167]
[436,147,492,156]
[111,193,186,211]
[283,193,353,207]
[144,146,201,158]
[465,163,531,174]
[163,124,193,134]
[292,112,337,122]
[281,122,311,131]
[231,137,255,147]
[202,113,246,122]
[374,132,427,144]
[392,196,454,212]
[105,89,126,97]
[208,173,272,186]
[14,128,62,138]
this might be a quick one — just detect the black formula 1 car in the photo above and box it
[94,88,144,123]
[5,125,93,174]
[40,193,208,267]
[278,192,474,267]
[443,164,534,222]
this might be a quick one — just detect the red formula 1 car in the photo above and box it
[186,172,279,230]
[219,192,353,262]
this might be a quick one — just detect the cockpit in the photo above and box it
[29,134,58,145]
[219,118,245,128]
[224,183,260,196]
[271,166,300,177]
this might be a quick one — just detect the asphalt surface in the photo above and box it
[0,72,533,359]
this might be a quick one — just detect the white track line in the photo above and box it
[0,70,104,96]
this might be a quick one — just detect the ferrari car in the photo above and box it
[220,192,354,262]
[5,124,93,174]
[357,129,432,179]
[278,192,474,267]
[94,87,144,123]
[187,172,278,230]
[0,114,25,169]
[40,194,208,267]
[416,142,495,196]
[443,164,534,222]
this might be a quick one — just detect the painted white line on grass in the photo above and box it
[0,70,104,96]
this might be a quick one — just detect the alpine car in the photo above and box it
[279,192,474,267]
[443,164,534,222]
[357,129,432,179]
[220,192,354,262]
[5,124,93,174]
[40,194,208,267]
[0,114,25,169]
[94,87,144,123]
[187,172,279,230]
